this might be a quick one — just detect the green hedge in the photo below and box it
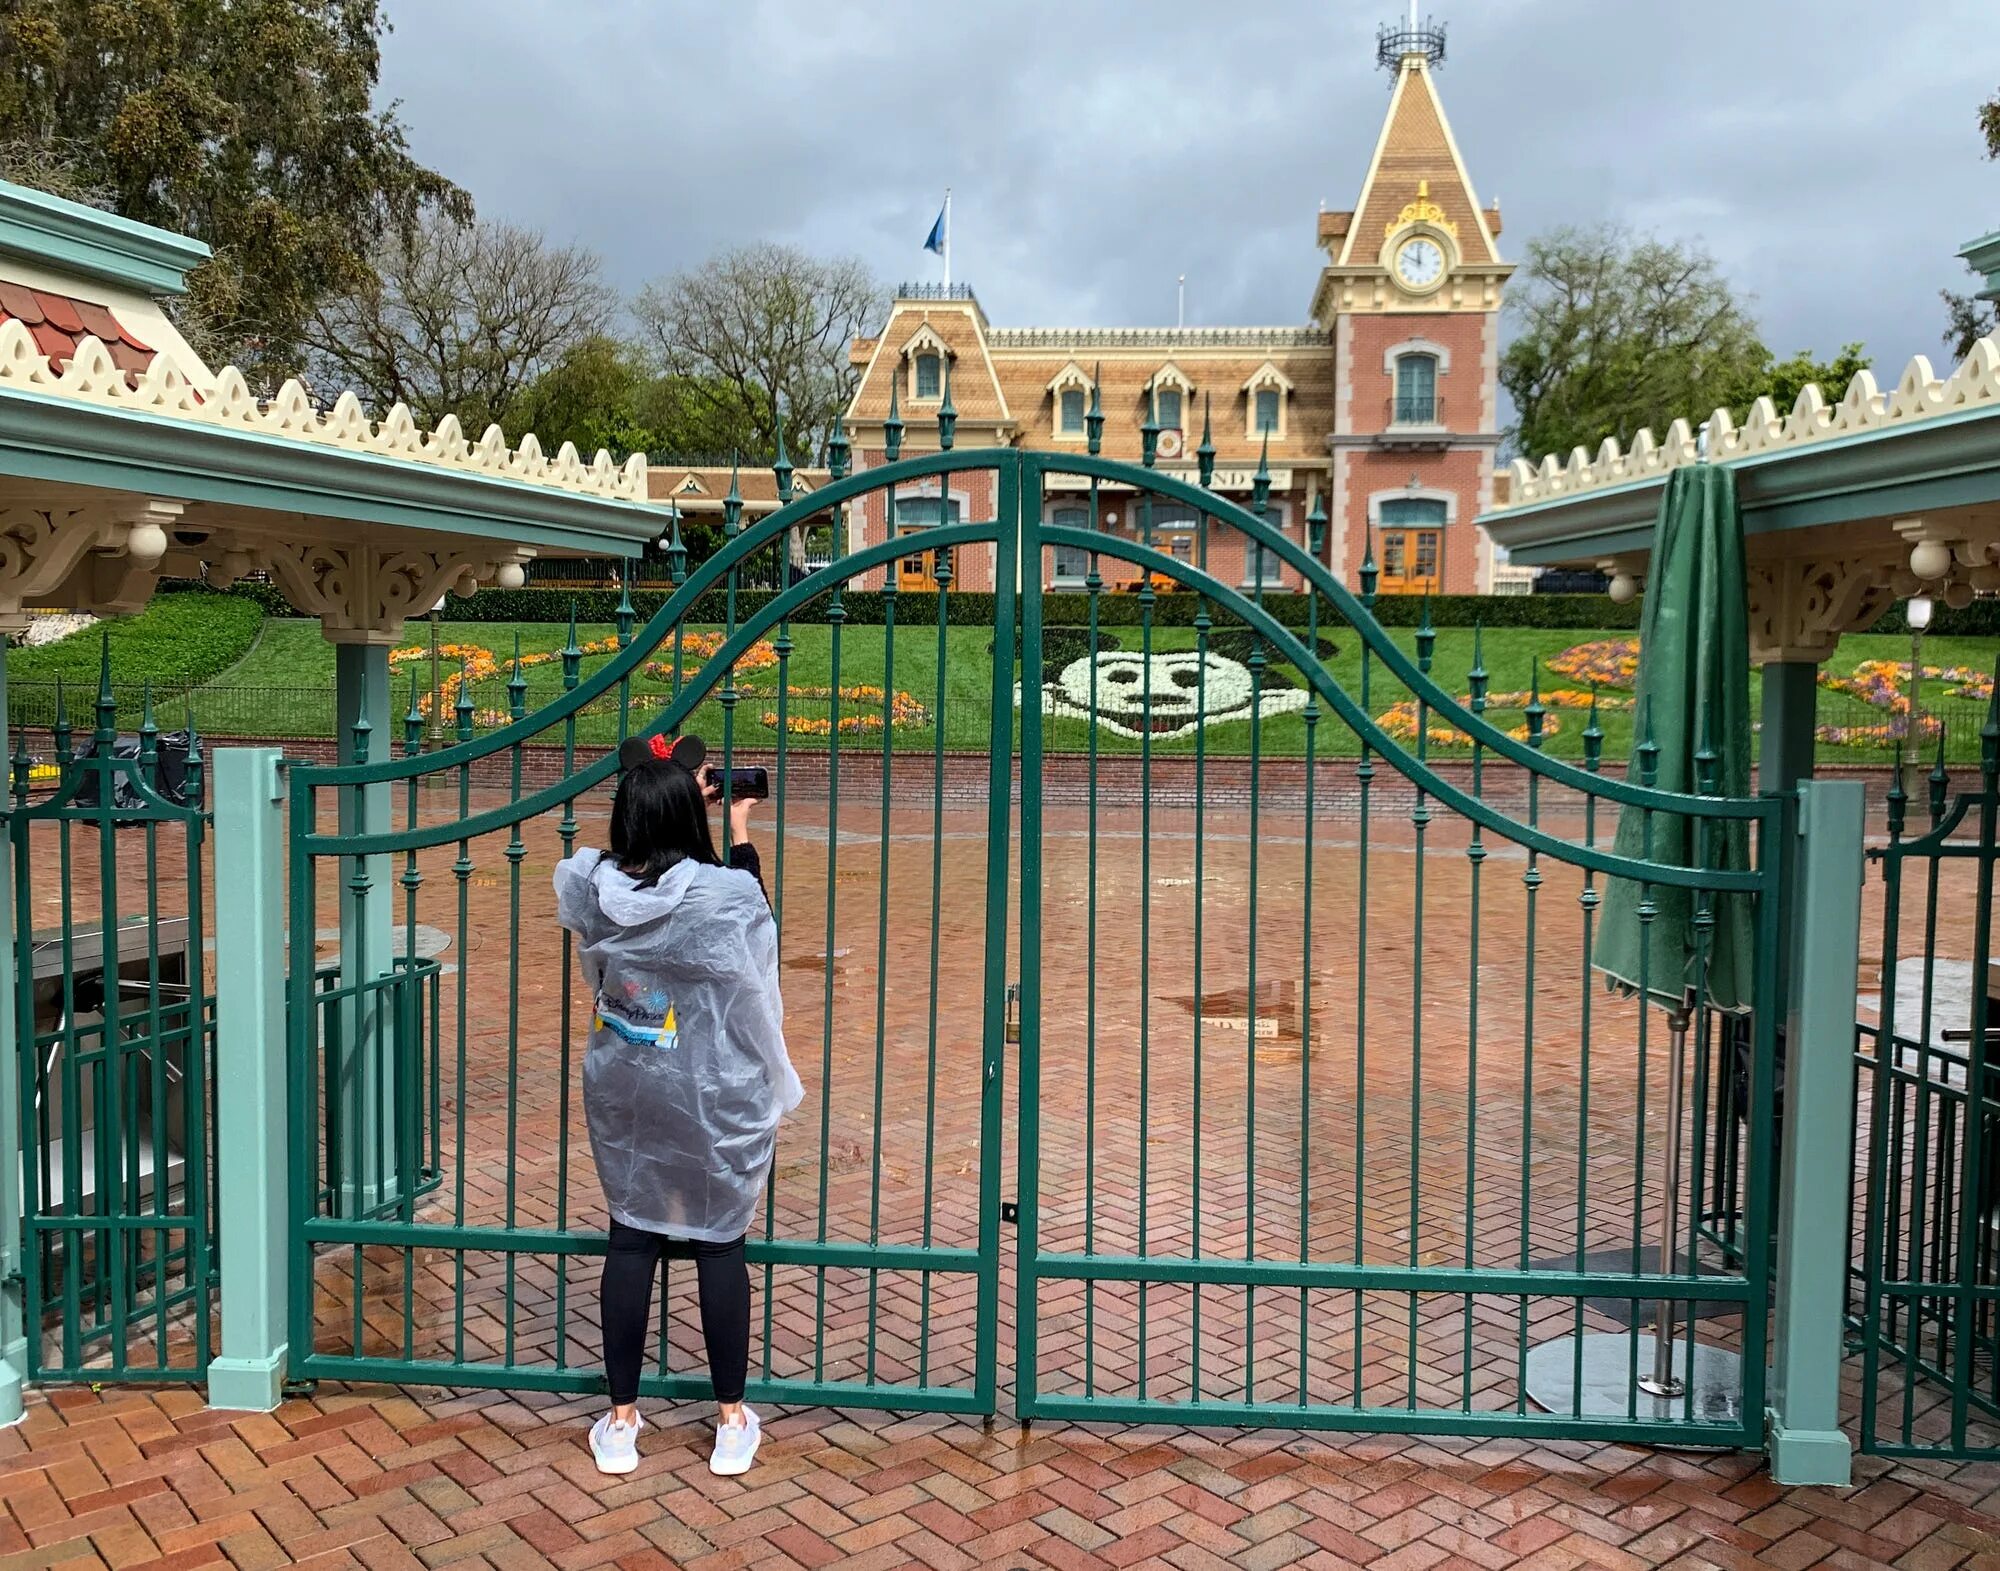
[159,579,1997,639]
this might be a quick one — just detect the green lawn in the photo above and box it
[8,604,1992,764]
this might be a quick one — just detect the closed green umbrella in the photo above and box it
[1597,462,1757,1012]
[1597,460,1757,1403]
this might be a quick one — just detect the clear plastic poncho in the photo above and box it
[554,848,803,1242]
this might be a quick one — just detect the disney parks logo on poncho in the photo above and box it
[1017,651,1310,740]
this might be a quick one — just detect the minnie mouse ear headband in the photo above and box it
[617,733,708,774]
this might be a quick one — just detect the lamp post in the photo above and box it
[1907,593,1933,767]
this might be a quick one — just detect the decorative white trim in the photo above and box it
[0,322,647,502]
[1367,487,1458,528]
[1498,334,2000,510]
[1382,337,1452,376]
[1150,360,1196,398]
[262,542,531,646]
[1047,360,1092,441]
[0,498,182,627]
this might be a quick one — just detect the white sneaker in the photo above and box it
[709,1406,760,1476]
[589,1411,642,1475]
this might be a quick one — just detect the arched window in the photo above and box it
[1058,388,1086,434]
[1393,353,1438,424]
[1153,387,1183,431]
[1254,388,1281,434]
[915,352,942,400]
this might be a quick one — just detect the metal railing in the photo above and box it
[1387,394,1445,427]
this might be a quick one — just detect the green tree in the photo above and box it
[635,243,884,459]
[1941,86,2000,359]
[1707,342,1872,426]
[505,335,772,462]
[0,0,469,376]
[1500,225,1768,461]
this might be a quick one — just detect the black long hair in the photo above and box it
[611,760,719,887]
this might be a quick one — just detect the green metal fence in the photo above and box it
[8,657,216,1383]
[1851,710,2000,1457]
[278,410,1783,1442]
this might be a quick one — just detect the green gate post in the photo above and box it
[207,747,289,1410]
[1767,776,1864,1485]
[335,644,397,1215]
[0,642,26,1424]
[1759,660,1819,1021]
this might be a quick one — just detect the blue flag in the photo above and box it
[923,201,947,256]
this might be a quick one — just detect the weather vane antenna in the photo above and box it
[1377,11,1446,72]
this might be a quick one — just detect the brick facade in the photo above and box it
[835,48,1511,600]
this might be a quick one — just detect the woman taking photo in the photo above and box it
[554,734,801,1477]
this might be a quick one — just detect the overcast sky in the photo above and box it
[378,1,1994,381]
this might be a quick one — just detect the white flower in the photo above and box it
[1014,650,1309,740]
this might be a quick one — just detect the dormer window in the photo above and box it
[1046,360,1093,441]
[900,321,953,405]
[1149,362,1195,433]
[915,352,941,399]
[1241,361,1294,440]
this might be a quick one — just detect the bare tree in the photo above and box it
[305,215,614,431]
[634,243,885,459]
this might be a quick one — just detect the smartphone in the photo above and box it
[707,766,770,801]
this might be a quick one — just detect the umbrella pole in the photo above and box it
[1639,1001,1693,1398]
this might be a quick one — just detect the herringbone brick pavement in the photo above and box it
[5,1383,2000,1571]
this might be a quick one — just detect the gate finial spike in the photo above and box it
[454,653,476,741]
[1196,394,1215,487]
[95,629,115,738]
[1467,620,1488,707]
[404,669,424,754]
[773,415,794,503]
[1359,524,1378,606]
[1415,593,1435,673]
[615,559,636,647]
[937,354,957,451]
[884,379,904,463]
[509,632,528,720]
[1637,695,1659,786]
[1139,383,1160,468]
[350,677,372,766]
[1306,488,1327,559]
[1252,431,1272,518]
[826,414,849,482]
[1929,719,1951,824]
[1086,364,1105,456]
[562,600,583,689]
[723,452,744,537]
[1886,755,1908,840]
[1583,685,1604,773]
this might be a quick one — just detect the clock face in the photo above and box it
[1396,236,1446,290]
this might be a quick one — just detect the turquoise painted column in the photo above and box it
[0,642,27,1424]
[1759,660,1820,1021]
[334,643,397,1216]
[1758,662,1819,799]
[207,747,288,1410]
[1767,777,1865,1485]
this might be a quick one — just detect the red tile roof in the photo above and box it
[0,280,158,379]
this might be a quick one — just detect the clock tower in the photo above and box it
[1313,20,1512,594]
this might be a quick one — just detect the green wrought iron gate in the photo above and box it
[1852,714,2000,1457]
[284,423,1781,1444]
[9,661,216,1383]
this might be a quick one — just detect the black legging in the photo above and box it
[602,1221,749,1405]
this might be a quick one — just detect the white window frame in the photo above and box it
[1385,338,1450,428]
[1241,360,1295,441]
[1048,503,1093,586]
[901,322,952,406]
[1149,361,1195,429]
[1046,360,1092,442]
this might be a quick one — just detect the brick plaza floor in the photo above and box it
[9,769,1999,1568]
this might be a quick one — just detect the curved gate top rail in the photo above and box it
[279,425,1781,1443]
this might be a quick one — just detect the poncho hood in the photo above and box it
[581,854,700,928]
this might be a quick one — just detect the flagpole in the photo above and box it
[943,187,952,288]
